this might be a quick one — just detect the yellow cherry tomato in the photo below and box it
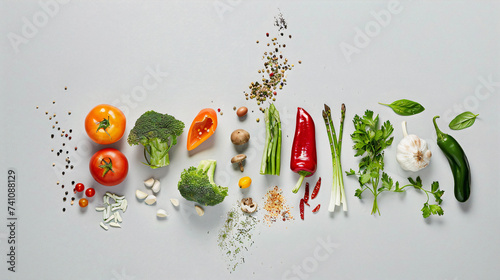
[238,176,252,189]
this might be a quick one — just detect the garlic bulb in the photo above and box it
[396,121,432,171]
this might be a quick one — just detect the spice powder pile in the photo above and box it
[263,186,294,226]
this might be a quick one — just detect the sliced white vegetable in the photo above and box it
[152,179,161,194]
[104,215,114,223]
[121,200,128,212]
[170,198,180,207]
[100,222,108,231]
[144,178,155,188]
[156,209,168,217]
[144,195,157,205]
[109,222,121,228]
[115,212,122,222]
[135,190,148,200]
[98,192,127,231]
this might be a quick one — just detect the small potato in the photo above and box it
[236,107,248,117]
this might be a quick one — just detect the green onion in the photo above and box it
[322,104,347,212]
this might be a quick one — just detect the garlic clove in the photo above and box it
[135,190,148,200]
[195,205,204,216]
[144,178,155,188]
[152,179,161,194]
[144,195,157,205]
[170,198,179,207]
[156,209,168,218]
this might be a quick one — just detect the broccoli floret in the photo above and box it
[178,160,228,206]
[127,110,185,169]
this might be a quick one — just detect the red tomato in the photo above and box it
[85,188,96,197]
[79,198,89,208]
[85,104,126,145]
[89,148,128,186]
[75,183,85,192]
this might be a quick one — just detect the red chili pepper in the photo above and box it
[312,204,320,213]
[311,177,321,199]
[304,182,310,204]
[291,107,317,194]
[300,199,305,220]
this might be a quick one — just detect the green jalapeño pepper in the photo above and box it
[433,116,471,202]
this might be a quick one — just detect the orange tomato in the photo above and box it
[238,176,252,189]
[187,108,218,151]
[85,104,126,144]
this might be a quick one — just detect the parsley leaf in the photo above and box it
[405,177,445,218]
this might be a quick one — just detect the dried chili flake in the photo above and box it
[263,186,293,226]
[312,204,321,213]
[311,177,321,199]
[304,182,310,204]
[300,199,305,220]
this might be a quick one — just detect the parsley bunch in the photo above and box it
[346,110,403,215]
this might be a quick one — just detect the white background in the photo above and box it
[1,1,500,279]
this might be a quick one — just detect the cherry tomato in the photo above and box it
[85,188,96,197]
[79,198,89,208]
[85,104,126,145]
[75,183,85,193]
[89,148,128,186]
[238,176,252,189]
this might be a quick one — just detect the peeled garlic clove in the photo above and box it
[195,205,204,216]
[152,179,161,194]
[144,178,155,188]
[144,195,157,205]
[156,209,168,217]
[396,121,432,172]
[135,190,148,200]
[170,198,179,207]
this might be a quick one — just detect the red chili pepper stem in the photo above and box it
[292,171,310,193]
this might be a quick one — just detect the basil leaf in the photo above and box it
[379,99,425,116]
[449,111,478,130]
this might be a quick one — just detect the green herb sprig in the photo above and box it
[346,110,403,215]
[402,177,444,218]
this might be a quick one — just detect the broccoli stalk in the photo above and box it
[145,138,170,168]
[178,160,228,206]
[127,110,185,169]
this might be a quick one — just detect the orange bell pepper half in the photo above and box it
[187,108,218,151]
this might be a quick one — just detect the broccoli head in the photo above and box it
[127,110,185,169]
[178,160,228,206]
